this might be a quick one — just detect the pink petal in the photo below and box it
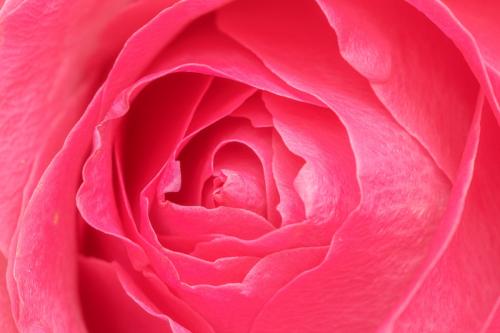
[481,297,500,333]
[185,78,256,138]
[0,0,128,255]
[114,264,214,333]
[391,103,500,332]
[271,132,306,225]
[405,0,500,123]
[79,257,177,333]
[190,222,332,261]
[231,93,274,128]
[262,93,359,224]
[440,0,500,72]
[0,254,16,333]
[316,0,478,179]
[217,1,451,331]
[174,246,328,333]
[156,202,273,240]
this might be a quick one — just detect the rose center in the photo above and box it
[202,169,267,216]
[201,142,267,217]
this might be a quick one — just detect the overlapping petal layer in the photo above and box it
[1,0,498,332]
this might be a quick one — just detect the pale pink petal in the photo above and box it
[316,0,478,179]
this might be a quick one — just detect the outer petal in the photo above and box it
[440,0,500,72]
[391,104,500,332]
[0,255,16,333]
[405,0,500,122]
[0,0,128,255]
[316,0,478,179]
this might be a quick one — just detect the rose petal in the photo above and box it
[481,297,500,333]
[114,264,214,333]
[217,1,451,331]
[262,93,359,223]
[174,246,328,333]
[405,0,500,123]
[156,202,274,240]
[391,103,500,332]
[271,132,306,224]
[440,0,500,72]
[191,222,332,261]
[316,0,478,180]
[0,0,128,255]
[164,116,279,223]
[79,257,178,333]
[0,254,16,333]
[185,78,256,138]
[230,93,274,128]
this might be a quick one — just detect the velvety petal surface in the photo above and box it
[405,0,500,122]
[0,0,128,255]
[316,0,478,179]
[0,255,16,333]
[216,0,451,331]
[391,103,500,332]
[79,257,177,333]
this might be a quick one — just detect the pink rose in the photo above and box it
[1,0,499,332]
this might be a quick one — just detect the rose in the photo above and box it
[1,0,499,332]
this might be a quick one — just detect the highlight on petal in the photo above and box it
[391,103,500,333]
[316,0,478,180]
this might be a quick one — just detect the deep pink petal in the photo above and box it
[316,0,478,179]
[174,246,328,333]
[79,257,177,333]
[114,264,214,332]
[230,93,274,128]
[391,104,500,332]
[155,202,273,240]
[191,222,332,261]
[185,78,256,138]
[405,0,500,123]
[481,297,500,333]
[118,73,211,204]
[0,255,16,333]
[271,132,306,225]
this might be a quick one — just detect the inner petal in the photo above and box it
[202,142,267,217]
